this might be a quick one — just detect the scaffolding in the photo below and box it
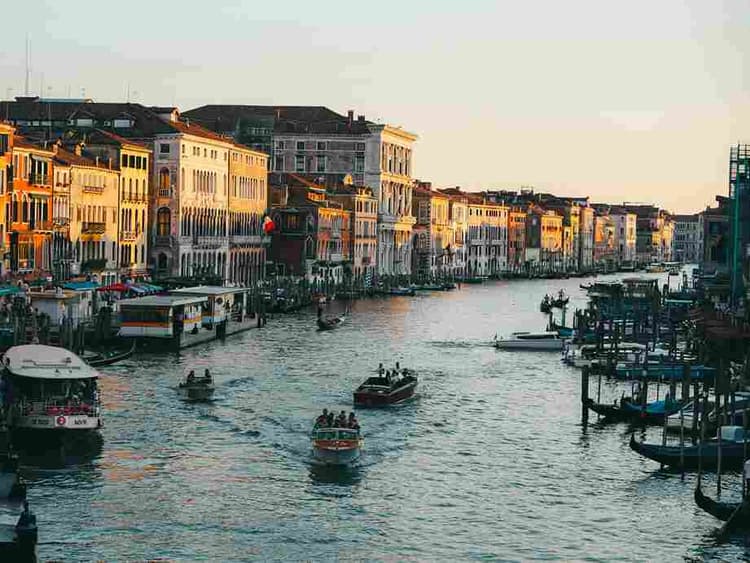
[729,143,750,306]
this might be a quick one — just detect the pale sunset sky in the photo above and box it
[1,0,748,213]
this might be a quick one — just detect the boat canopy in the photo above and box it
[720,426,748,443]
[3,345,99,380]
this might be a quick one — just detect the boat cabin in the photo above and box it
[27,289,83,325]
[512,332,560,340]
[118,294,205,338]
[170,286,253,328]
[313,428,360,441]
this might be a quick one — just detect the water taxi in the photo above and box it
[354,368,418,407]
[494,332,564,351]
[311,426,362,466]
[178,371,215,402]
[1,345,102,432]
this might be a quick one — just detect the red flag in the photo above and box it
[263,216,275,234]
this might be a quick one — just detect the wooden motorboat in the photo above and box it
[442,282,457,290]
[317,313,346,331]
[311,426,362,466]
[0,501,37,561]
[178,372,215,402]
[629,426,750,470]
[353,369,418,407]
[494,332,564,351]
[86,341,136,367]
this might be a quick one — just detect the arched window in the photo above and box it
[157,207,171,237]
[157,252,168,271]
[159,168,170,191]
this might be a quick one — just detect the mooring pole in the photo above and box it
[581,365,590,425]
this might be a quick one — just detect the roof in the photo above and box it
[54,146,117,170]
[119,294,207,308]
[171,285,251,296]
[4,345,99,380]
[12,136,55,155]
[0,100,234,144]
[84,129,152,151]
[182,105,375,135]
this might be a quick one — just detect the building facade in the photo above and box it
[673,214,703,264]
[0,124,13,276]
[330,182,378,284]
[228,145,268,285]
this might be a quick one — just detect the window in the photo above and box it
[317,141,326,151]
[356,142,365,151]
[276,141,284,151]
[157,208,171,236]
[296,141,305,151]
[159,143,170,154]
[355,155,364,173]
[317,155,326,173]
[274,156,283,171]
[182,145,186,155]
[295,155,305,172]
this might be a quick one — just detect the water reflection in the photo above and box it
[308,464,363,487]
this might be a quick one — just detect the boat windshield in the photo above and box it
[7,376,99,415]
[313,428,359,440]
[517,333,557,340]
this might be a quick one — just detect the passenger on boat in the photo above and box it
[378,363,384,376]
[348,412,360,431]
[315,409,329,427]
[203,369,212,383]
[187,370,196,384]
[745,459,750,499]
[326,412,334,427]
[385,370,391,384]
[18,501,34,528]
[336,411,347,427]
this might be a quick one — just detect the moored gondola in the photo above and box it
[585,397,682,423]
[694,483,741,522]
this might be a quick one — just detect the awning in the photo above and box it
[63,281,100,291]
[97,283,130,292]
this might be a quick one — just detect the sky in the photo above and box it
[1,0,748,213]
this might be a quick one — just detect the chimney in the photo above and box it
[357,115,365,122]
[184,118,190,127]
[108,157,112,169]
[347,110,354,127]
[95,156,99,167]
[74,142,83,156]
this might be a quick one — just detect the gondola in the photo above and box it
[629,428,750,470]
[353,369,418,407]
[694,484,742,522]
[86,340,137,367]
[585,397,682,423]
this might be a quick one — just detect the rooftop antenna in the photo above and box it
[24,34,30,96]
[126,82,131,103]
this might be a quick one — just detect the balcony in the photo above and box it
[329,253,343,263]
[29,220,53,232]
[120,230,137,241]
[158,188,172,198]
[122,193,147,203]
[28,173,52,187]
[82,222,106,234]
[154,235,175,247]
[361,256,372,265]
[53,217,70,229]
[83,185,104,194]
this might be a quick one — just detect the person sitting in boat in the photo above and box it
[348,412,360,431]
[203,369,212,383]
[394,362,401,376]
[187,370,196,384]
[384,370,392,385]
[378,363,384,377]
[336,411,347,427]
[315,409,329,428]
[17,501,35,528]
[326,411,334,427]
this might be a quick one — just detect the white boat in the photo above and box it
[666,392,750,432]
[494,332,564,351]
[2,345,102,432]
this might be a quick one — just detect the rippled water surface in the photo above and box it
[19,273,750,561]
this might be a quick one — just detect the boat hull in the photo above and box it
[12,414,101,431]
[178,385,215,402]
[586,399,680,423]
[494,340,563,351]
[629,434,750,469]
[312,441,362,466]
[354,380,417,407]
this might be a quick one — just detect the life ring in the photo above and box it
[56,416,66,427]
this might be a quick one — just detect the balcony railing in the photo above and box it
[158,188,172,198]
[122,193,147,203]
[53,217,70,228]
[82,222,106,234]
[154,235,175,247]
[83,185,104,194]
[29,220,53,231]
[120,230,137,241]
[28,174,52,187]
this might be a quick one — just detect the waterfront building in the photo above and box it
[269,174,351,283]
[578,205,595,272]
[329,179,378,285]
[228,144,268,286]
[438,187,469,279]
[729,143,750,304]
[83,130,151,279]
[0,123,14,276]
[625,204,670,265]
[700,196,730,273]
[537,197,582,272]
[8,138,54,275]
[412,182,453,280]
[50,154,72,280]
[610,208,637,266]
[593,210,617,269]
[508,208,527,274]
[525,206,563,273]
[182,105,417,277]
[53,144,120,285]
[672,214,703,264]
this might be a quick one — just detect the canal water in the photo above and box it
[20,272,750,561]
